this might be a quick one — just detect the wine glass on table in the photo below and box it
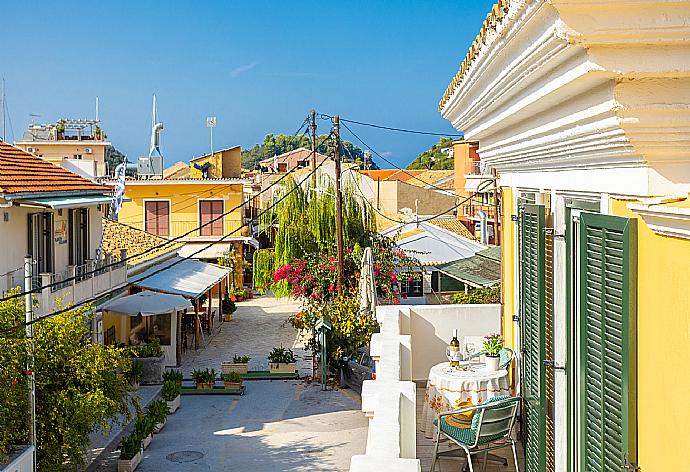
[465,342,476,370]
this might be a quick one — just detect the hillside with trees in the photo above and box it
[406,137,454,170]
[241,133,379,170]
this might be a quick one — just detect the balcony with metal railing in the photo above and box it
[461,203,497,221]
[465,160,492,176]
[125,219,247,239]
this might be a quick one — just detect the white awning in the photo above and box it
[15,194,113,209]
[464,176,496,193]
[131,256,230,299]
[102,291,193,317]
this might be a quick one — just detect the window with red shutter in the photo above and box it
[145,201,169,236]
[199,200,223,236]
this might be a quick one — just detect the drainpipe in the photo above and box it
[478,210,488,245]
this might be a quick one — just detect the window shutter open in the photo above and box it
[520,203,547,472]
[579,213,637,471]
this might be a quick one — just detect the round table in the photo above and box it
[420,361,510,438]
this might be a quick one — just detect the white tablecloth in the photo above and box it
[420,361,510,438]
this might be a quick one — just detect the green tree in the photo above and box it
[406,137,455,170]
[241,133,378,170]
[451,286,500,304]
[104,145,126,175]
[0,293,136,469]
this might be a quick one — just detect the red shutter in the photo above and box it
[145,201,169,236]
[200,200,223,236]
[212,201,223,236]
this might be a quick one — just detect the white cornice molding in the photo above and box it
[628,202,690,240]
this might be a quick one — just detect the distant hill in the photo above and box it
[242,133,379,170]
[406,137,454,170]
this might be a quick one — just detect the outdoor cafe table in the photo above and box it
[420,361,510,438]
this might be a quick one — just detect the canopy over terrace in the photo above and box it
[131,256,232,350]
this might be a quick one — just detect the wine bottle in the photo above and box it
[449,329,460,367]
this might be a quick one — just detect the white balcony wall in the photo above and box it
[350,303,501,472]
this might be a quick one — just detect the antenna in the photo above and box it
[95,96,99,123]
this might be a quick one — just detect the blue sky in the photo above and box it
[1,1,495,168]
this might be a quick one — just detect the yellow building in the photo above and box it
[440,1,690,471]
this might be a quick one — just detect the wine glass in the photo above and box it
[465,342,476,365]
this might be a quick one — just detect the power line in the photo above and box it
[1,146,335,334]
[0,129,334,302]
[319,113,463,137]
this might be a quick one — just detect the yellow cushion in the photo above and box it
[446,400,475,428]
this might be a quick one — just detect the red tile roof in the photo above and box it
[0,140,107,195]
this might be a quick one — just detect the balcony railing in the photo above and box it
[125,219,247,238]
[461,203,497,221]
[465,160,491,176]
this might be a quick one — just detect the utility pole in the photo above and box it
[24,256,37,471]
[310,110,317,187]
[333,114,344,296]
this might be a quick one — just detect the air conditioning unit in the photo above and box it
[84,148,93,154]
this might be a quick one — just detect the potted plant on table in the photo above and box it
[222,371,244,390]
[118,431,143,472]
[191,368,216,389]
[482,333,504,371]
[221,354,250,375]
[134,414,155,450]
[146,399,170,433]
[268,346,297,375]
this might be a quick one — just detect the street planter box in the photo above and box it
[223,313,233,322]
[221,362,248,375]
[117,450,142,472]
[0,445,34,472]
[269,362,297,375]
[224,380,243,390]
[195,382,214,390]
[153,418,166,434]
[142,434,152,449]
[166,395,180,413]
[132,355,165,385]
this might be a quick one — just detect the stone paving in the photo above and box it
[180,295,313,376]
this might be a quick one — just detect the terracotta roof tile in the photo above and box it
[102,219,183,268]
[0,140,107,195]
[428,218,475,239]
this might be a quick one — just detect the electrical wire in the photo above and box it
[1,146,335,334]
[320,113,463,137]
[0,128,334,302]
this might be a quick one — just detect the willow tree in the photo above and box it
[259,173,375,296]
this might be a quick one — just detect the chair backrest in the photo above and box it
[499,347,514,370]
[472,396,520,446]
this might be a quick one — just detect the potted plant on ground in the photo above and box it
[118,431,142,472]
[482,333,504,371]
[133,414,155,450]
[161,380,181,413]
[126,361,143,388]
[268,346,297,374]
[132,338,165,385]
[146,399,169,433]
[221,354,250,375]
[191,368,216,389]
[222,296,236,322]
[222,371,244,390]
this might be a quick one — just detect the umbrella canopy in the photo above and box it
[359,247,377,315]
[102,291,193,317]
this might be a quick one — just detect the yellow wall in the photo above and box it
[117,182,245,237]
[610,197,690,471]
[189,147,241,179]
[500,187,517,388]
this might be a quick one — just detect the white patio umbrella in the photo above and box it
[102,291,193,317]
[359,247,377,315]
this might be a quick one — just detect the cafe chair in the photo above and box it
[431,395,520,472]
[499,347,514,371]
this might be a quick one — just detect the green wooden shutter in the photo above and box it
[520,203,547,472]
[579,213,637,471]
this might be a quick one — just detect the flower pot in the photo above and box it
[237,295,245,302]
[195,382,214,390]
[269,362,296,374]
[221,362,248,375]
[166,395,180,414]
[132,355,165,385]
[142,434,152,449]
[154,418,166,434]
[118,450,142,472]
[485,355,500,371]
[247,291,254,299]
[224,380,243,390]
[223,313,233,322]
[229,295,237,302]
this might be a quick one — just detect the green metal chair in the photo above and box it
[431,395,520,472]
[499,347,514,371]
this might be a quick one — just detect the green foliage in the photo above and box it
[104,145,126,175]
[119,431,142,460]
[138,338,163,358]
[221,371,243,383]
[145,400,169,424]
[222,296,236,315]
[252,249,275,294]
[191,368,216,384]
[406,137,455,170]
[0,289,135,469]
[267,347,296,364]
[232,355,250,363]
[162,369,183,385]
[127,361,143,385]
[241,133,378,170]
[451,286,500,304]
[482,333,504,357]
[134,413,155,440]
[161,380,181,401]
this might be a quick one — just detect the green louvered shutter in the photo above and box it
[520,203,547,472]
[579,213,637,471]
